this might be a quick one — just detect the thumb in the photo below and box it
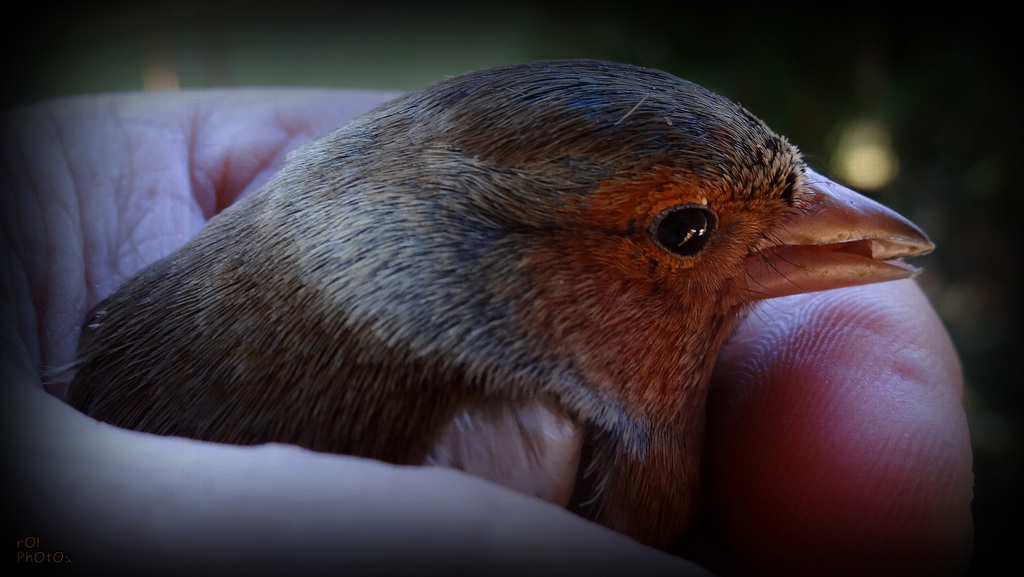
[703,279,973,576]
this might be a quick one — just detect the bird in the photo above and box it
[65,59,933,548]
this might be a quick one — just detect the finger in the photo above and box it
[425,399,583,507]
[4,379,708,576]
[3,90,399,386]
[703,280,973,576]
[182,89,400,214]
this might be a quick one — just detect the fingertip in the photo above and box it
[706,280,973,576]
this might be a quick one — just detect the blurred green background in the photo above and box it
[8,2,1019,574]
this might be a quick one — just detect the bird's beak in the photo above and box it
[736,168,934,302]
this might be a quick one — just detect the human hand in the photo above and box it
[1,90,971,576]
[1,89,703,576]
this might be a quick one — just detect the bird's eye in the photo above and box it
[650,206,716,257]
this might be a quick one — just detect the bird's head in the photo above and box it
[260,59,932,427]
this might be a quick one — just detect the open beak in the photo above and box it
[737,168,934,302]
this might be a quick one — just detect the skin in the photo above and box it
[1,89,972,576]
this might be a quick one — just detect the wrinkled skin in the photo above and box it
[1,90,972,576]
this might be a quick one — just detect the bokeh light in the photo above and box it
[834,119,899,191]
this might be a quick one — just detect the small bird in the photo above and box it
[65,59,932,548]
